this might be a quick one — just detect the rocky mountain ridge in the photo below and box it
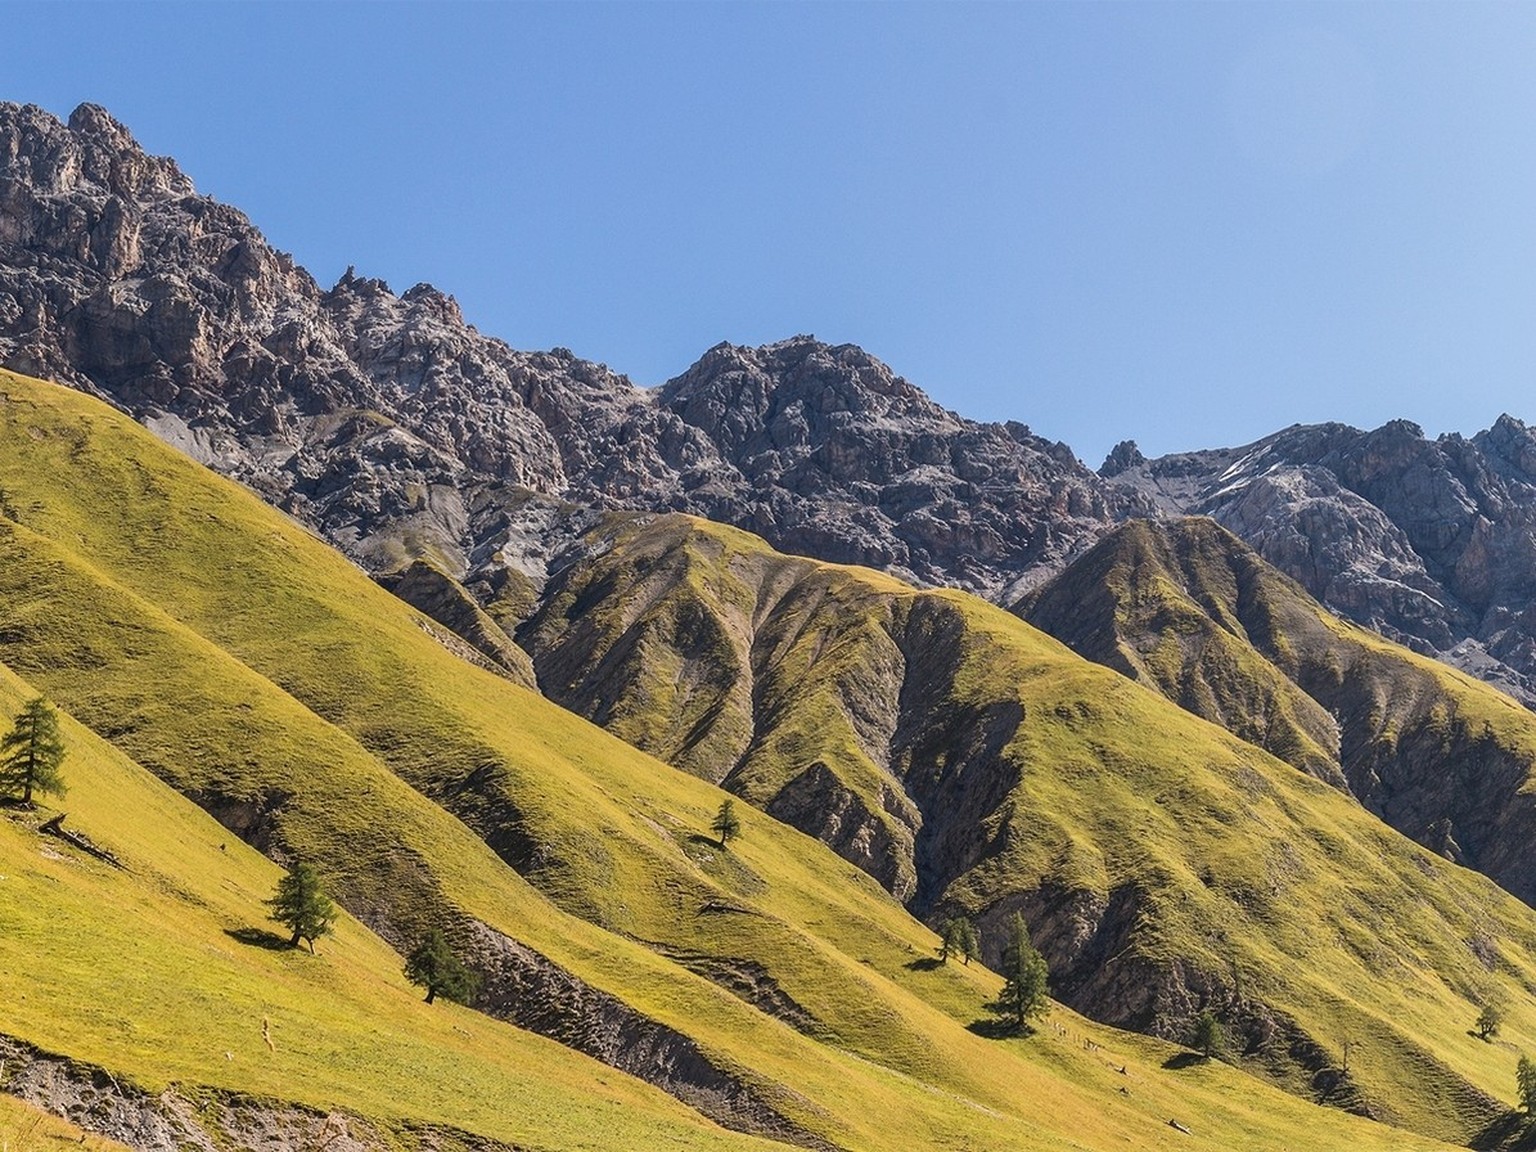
[4,100,1536,708]
[1103,420,1536,705]
[0,102,1123,609]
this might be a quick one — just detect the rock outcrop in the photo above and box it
[0,101,1124,614]
[1105,422,1536,706]
[0,1033,516,1152]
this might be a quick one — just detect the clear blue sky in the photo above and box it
[9,2,1536,466]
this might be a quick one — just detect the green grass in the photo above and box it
[495,508,1536,1144]
[0,1097,133,1152]
[0,367,1504,1151]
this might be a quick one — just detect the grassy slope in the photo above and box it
[0,370,1473,1149]
[0,667,773,1152]
[0,678,1459,1152]
[1018,519,1345,780]
[1018,518,1536,904]
[516,511,1536,1143]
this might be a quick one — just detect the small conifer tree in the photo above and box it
[991,912,1049,1032]
[404,928,481,1004]
[266,861,336,952]
[0,697,66,806]
[938,915,979,966]
[960,918,979,965]
[1191,1009,1226,1059]
[711,797,741,848]
[1519,1053,1536,1113]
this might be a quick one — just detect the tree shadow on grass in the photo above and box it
[1161,1052,1205,1070]
[905,957,943,972]
[224,926,292,951]
[966,1018,1034,1040]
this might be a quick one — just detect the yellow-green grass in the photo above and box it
[0,678,1461,1152]
[0,628,1470,1152]
[492,509,1536,1143]
[0,1097,133,1152]
[0,369,1486,1150]
[0,668,777,1152]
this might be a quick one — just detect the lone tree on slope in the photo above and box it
[991,912,1050,1033]
[0,697,66,806]
[1191,1009,1226,1060]
[938,915,979,966]
[711,798,741,848]
[404,928,481,1005]
[1478,1002,1506,1041]
[1518,1054,1536,1114]
[267,861,336,953]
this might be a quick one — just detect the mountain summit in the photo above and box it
[4,99,1536,707]
[0,102,1122,605]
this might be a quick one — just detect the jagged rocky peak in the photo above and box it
[1098,439,1145,477]
[1,102,192,204]
[1103,416,1536,705]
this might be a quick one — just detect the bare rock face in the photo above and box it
[656,340,1127,596]
[0,101,1123,611]
[1105,420,1536,706]
[7,101,1536,708]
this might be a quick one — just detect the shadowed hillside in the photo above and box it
[1019,518,1536,907]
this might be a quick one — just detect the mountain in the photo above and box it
[1103,420,1536,706]
[505,507,1536,1142]
[0,101,1122,608]
[3,365,1487,1152]
[1019,517,1536,906]
[6,99,1536,716]
[10,99,1536,1150]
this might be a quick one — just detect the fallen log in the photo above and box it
[40,814,125,870]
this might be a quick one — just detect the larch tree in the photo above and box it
[711,797,741,848]
[939,915,979,966]
[1191,1009,1226,1060]
[991,912,1049,1032]
[0,697,66,806]
[404,928,481,1005]
[266,861,336,953]
[1518,1053,1536,1113]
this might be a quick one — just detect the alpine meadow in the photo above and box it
[6,23,1536,1150]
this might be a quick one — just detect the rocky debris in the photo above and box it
[461,920,835,1149]
[379,558,536,686]
[1105,419,1536,706]
[0,1033,518,1152]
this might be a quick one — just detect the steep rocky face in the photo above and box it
[1104,420,1536,706]
[0,101,1123,609]
[655,341,1126,596]
[1021,517,1536,906]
